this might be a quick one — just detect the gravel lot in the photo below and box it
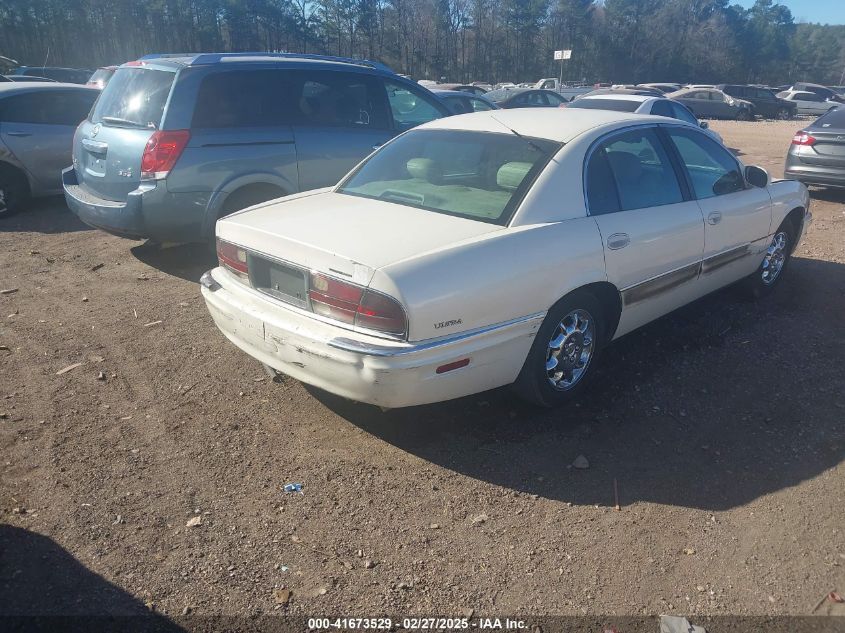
[1,120,844,623]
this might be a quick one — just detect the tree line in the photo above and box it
[1,0,844,86]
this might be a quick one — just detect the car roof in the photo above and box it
[417,108,656,143]
[127,52,394,74]
[0,82,99,96]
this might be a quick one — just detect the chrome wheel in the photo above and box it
[761,231,788,285]
[545,309,595,390]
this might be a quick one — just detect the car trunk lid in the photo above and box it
[797,128,845,168]
[74,66,176,202]
[216,190,503,284]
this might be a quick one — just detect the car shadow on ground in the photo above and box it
[130,241,217,283]
[0,197,91,234]
[808,186,845,203]
[0,525,182,631]
[314,256,845,512]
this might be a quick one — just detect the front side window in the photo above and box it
[385,80,444,131]
[666,127,744,199]
[1,90,96,125]
[587,128,683,213]
[297,72,389,129]
[338,129,560,225]
[469,97,494,112]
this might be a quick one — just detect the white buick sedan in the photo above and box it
[201,109,810,408]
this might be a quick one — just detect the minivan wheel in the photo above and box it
[744,221,794,298]
[513,291,604,408]
[0,169,29,218]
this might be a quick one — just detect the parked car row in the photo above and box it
[0,51,830,409]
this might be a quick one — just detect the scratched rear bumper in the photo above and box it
[200,268,541,408]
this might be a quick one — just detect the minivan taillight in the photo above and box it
[140,129,190,179]
[309,272,406,337]
[216,239,249,280]
[792,131,816,146]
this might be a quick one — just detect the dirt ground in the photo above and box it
[1,120,844,623]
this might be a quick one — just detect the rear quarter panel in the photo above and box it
[373,219,607,342]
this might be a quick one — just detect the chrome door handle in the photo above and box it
[6,131,31,137]
[607,233,630,250]
[707,211,722,225]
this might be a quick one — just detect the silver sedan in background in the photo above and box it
[0,83,100,217]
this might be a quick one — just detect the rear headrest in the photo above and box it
[406,158,442,184]
[496,162,532,191]
[605,151,643,184]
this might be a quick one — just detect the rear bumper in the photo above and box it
[200,268,542,408]
[63,167,209,241]
[63,166,147,239]
[783,162,845,188]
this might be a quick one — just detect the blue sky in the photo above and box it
[734,0,845,24]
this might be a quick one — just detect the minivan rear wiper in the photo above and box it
[99,116,156,129]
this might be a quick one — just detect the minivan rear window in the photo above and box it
[91,67,175,129]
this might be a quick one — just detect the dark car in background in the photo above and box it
[436,83,488,95]
[87,66,118,89]
[432,89,498,114]
[717,84,796,119]
[667,87,754,120]
[11,66,93,84]
[784,107,845,188]
[485,88,568,108]
[63,52,450,243]
[790,82,845,104]
[0,83,100,217]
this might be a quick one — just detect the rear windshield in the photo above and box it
[567,98,641,112]
[812,107,845,129]
[338,129,560,225]
[90,67,175,128]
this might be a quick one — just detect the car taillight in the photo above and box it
[792,131,816,146]
[309,272,406,337]
[140,129,190,180]
[216,239,249,280]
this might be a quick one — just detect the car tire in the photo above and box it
[0,167,30,219]
[776,107,791,120]
[512,291,604,408]
[744,219,795,298]
[736,109,753,121]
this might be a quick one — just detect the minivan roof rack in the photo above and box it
[137,52,394,73]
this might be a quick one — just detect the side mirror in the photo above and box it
[699,121,709,130]
[745,165,770,188]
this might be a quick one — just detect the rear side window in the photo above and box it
[91,67,174,128]
[585,148,620,215]
[587,128,683,213]
[192,70,293,128]
[1,90,97,125]
[469,97,494,112]
[297,72,390,129]
[666,127,744,199]
[650,100,672,117]
[669,102,699,125]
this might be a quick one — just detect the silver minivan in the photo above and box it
[0,82,99,217]
[63,53,450,243]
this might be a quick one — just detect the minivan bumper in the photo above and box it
[63,166,149,239]
[63,167,209,241]
[200,267,542,408]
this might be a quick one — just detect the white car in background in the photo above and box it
[565,94,724,144]
[201,109,810,409]
[776,89,840,116]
